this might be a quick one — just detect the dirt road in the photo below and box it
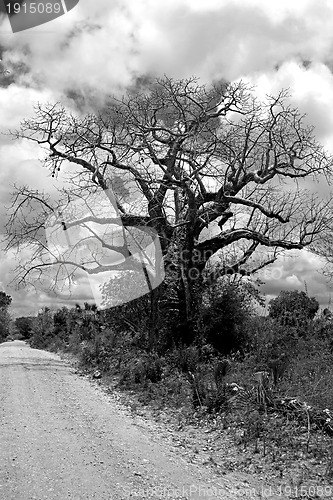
[0,341,284,500]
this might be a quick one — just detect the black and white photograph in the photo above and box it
[1,1,333,498]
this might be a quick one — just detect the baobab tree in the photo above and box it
[5,77,332,343]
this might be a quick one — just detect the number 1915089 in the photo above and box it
[6,3,62,14]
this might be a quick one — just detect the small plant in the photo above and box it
[119,353,163,386]
[325,439,333,479]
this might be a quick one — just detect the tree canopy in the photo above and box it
[0,291,12,309]
[14,316,34,339]
[269,290,319,326]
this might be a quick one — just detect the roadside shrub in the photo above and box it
[248,317,298,358]
[119,352,163,386]
[102,295,151,347]
[29,308,55,349]
[53,307,70,344]
[313,313,333,348]
[184,358,233,413]
[279,335,333,410]
[77,327,118,372]
[200,278,260,354]
[167,345,201,373]
[47,335,67,352]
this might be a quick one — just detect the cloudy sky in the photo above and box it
[1,0,333,317]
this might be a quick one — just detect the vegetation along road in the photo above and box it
[0,340,290,500]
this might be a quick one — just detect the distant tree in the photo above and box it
[0,292,12,341]
[0,291,11,309]
[15,316,34,339]
[268,290,319,327]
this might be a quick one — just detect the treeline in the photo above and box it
[15,277,263,353]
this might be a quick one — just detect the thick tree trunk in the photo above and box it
[175,257,205,344]
[147,286,160,351]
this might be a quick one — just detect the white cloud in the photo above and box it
[1,0,333,102]
[259,250,333,307]
[0,84,56,133]
[247,62,333,149]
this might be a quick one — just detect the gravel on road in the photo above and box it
[0,341,286,500]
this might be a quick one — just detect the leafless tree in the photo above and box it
[5,76,333,341]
